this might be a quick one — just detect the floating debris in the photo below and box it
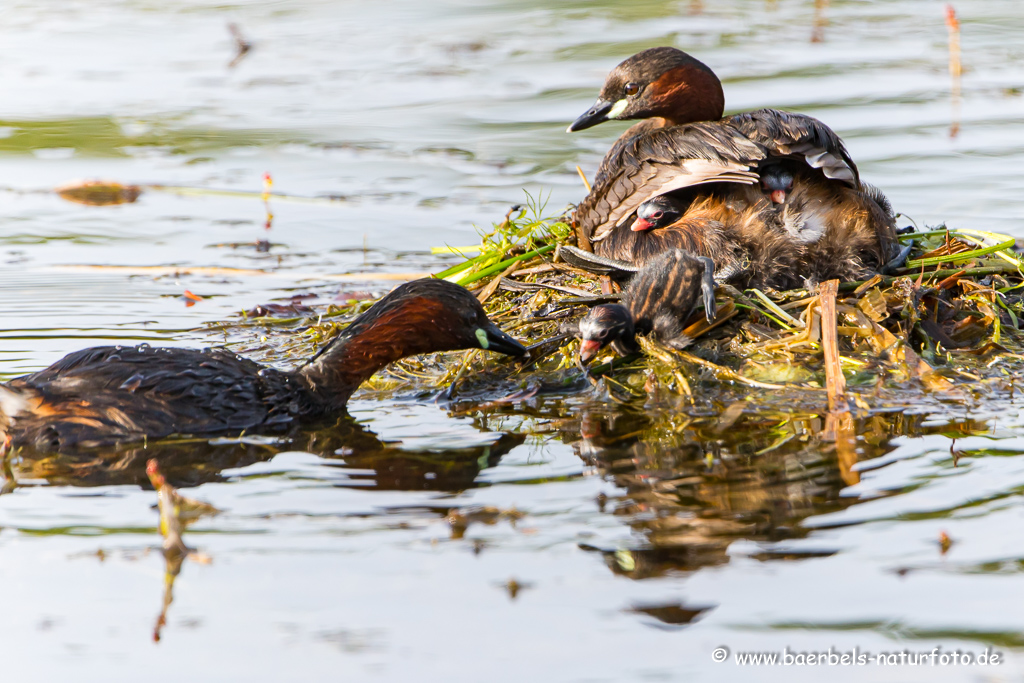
[446,505,525,539]
[55,180,141,206]
[498,577,533,600]
[227,23,254,69]
[939,530,955,555]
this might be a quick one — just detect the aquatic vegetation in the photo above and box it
[210,197,1024,417]
[447,207,1024,408]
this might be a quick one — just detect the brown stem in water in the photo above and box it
[946,5,962,137]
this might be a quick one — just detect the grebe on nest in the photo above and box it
[566,47,898,275]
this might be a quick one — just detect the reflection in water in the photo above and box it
[261,172,274,233]
[147,460,218,643]
[811,0,829,44]
[145,462,219,643]
[1,412,524,642]
[74,388,994,593]
[946,5,963,138]
[627,601,714,629]
[5,415,524,491]
[447,505,525,540]
[555,404,991,581]
[0,383,1013,646]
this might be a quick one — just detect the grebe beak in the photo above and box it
[769,189,787,204]
[579,339,602,363]
[567,98,615,133]
[630,216,653,232]
[477,323,528,357]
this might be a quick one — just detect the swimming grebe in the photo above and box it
[567,47,898,269]
[0,279,526,452]
[578,249,716,363]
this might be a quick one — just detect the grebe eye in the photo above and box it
[624,82,640,97]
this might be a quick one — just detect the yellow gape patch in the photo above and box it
[607,98,629,119]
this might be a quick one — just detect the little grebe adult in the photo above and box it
[0,279,526,452]
[567,47,898,270]
[578,249,715,363]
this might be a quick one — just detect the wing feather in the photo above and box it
[576,109,861,245]
[602,160,758,235]
[727,109,860,186]
[581,122,766,242]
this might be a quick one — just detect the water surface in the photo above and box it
[3,1,1024,681]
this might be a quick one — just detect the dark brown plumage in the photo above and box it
[568,47,898,269]
[625,183,889,289]
[0,279,526,452]
[578,249,715,362]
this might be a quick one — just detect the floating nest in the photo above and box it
[214,195,1024,411]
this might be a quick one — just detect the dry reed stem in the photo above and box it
[681,302,738,339]
[576,165,592,193]
[638,337,808,391]
[477,261,521,303]
[946,4,962,137]
[818,280,847,411]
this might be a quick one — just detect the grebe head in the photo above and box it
[567,47,725,132]
[578,304,635,363]
[760,167,795,205]
[299,278,527,409]
[369,279,528,357]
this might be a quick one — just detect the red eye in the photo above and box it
[650,211,663,219]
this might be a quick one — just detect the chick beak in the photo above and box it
[630,216,653,232]
[770,189,787,204]
[579,339,602,364]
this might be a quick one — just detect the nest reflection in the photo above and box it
[562,405,988,580]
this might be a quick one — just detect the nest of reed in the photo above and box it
[213,195,1024,412]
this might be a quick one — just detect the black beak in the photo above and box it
[481,323,528,357]
[567,98,614,133]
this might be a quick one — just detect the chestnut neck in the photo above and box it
[647,63,725,126]
[298,296,465,410]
